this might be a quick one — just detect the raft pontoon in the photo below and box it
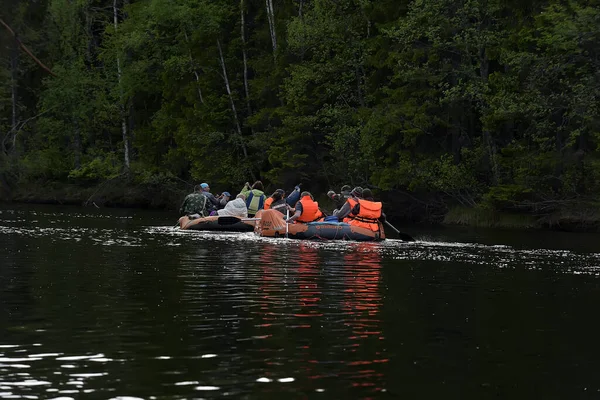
[254,209,385,241]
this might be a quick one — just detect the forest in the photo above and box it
[1,0,599,228]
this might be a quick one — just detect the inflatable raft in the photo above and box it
[178,215,257,232]
[254,209,385,241]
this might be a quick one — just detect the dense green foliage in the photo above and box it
[1,0,599,220]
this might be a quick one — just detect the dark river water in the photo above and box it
[1,204,600,399]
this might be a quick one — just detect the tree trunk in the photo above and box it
[265,0,277,57]
[73,120,82,169]
[478,45,497,183]
[217,39,249,162]
[183,30,204,105]
[85,9,94,67]
[3,38,20,154]
[355,64,365,108]
[113,0,130,174]
[449,56,463,166]
[241,0,252,115]
[11,38,18,137]
[192,70,205,104]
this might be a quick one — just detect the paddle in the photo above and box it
[218,216,261,225]
[173,216,185,228]
[384,221,416,242]
[174,214,200,229]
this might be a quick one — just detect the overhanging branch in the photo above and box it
[0,17,56,77]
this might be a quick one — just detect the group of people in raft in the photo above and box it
[179,181,386,232]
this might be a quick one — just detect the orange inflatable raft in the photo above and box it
[254,209,385,241]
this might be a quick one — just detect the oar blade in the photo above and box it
[397,232,416,242]
[384,220,415,242]
[218,216,242,225]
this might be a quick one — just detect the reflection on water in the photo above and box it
[1,204,600,398]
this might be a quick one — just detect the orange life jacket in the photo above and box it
[343,198,382,232]
[264,197,274,210]
[296,196,324,223]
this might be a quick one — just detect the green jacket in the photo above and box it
[179,192,208,217]
[240,185,266,215]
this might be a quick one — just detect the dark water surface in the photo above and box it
[1,204,600,399]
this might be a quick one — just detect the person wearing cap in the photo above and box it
[327,185,352,211]
[218,191,232,208]
[199,182,221,213]
[179,184,209,217]
[335,187,384,232]
[217,193,248,218]
[286,191,325,223]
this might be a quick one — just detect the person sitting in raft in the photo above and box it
[285,183,302,206]
[199,183,221,213]
[327,184,352,211]
[264,188,298,215]
[362,188,388,222]
[239,181,266,217]
[179,184,209,218]
[217,191,231,208]
[333,186,363,218]
[334,187,384,232]
[217,193,248,218]
[208,191,232,216]
[286,191,325,223]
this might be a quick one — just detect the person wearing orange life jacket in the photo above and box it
[286,191,325,223]
[334,187,385,232]
[263,189,282,210]
[264,189,296,215]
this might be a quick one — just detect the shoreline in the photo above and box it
[0,180,186,211]
[442,206,600,233]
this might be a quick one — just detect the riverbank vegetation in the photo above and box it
[1,0,599,229]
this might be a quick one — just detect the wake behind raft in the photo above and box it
[254,209,386,241]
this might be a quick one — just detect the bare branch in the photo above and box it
[0,17,56,77]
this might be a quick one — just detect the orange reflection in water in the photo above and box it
[254,242,387,396]
[257,243,281,328]
[339,243,387,394]
[343,243,383,324]
[295,243,323,317]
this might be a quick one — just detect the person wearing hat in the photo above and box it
[217,193,248,218]
[199,182,221,213]
[334,187,384,232]
[327,184,352,211]
[218,191,232,208]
